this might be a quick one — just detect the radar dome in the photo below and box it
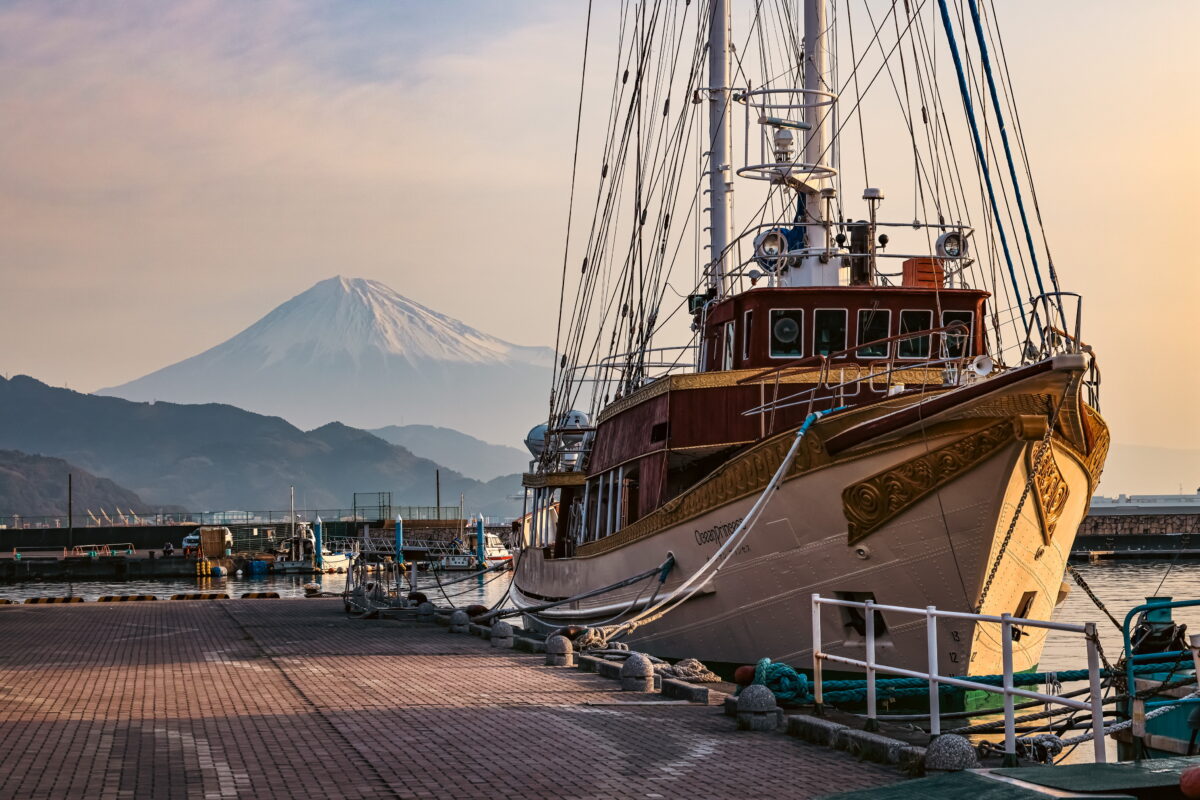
[524,423,549,457]
[558,410,591,445]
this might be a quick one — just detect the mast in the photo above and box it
[706,0,733,295]
[802,0,829,253]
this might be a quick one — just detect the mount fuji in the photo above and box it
[99,277,554,444]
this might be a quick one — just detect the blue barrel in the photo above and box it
[248,560,268,576]
[211,566,228,578]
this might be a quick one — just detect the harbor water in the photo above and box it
[0,569,514,607]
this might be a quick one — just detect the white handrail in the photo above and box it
[811,593,1107,765]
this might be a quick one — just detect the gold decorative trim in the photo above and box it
[1028,444,1069,545]
[576,423,831,557]
[842,419,1018,545]
[1080,404,1110,491]
[573,411,1007,559]
[522,472,587,489]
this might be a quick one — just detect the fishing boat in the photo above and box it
[274,522,354,573]
[515,0,1108,677]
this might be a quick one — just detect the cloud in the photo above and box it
[0,0,588,379]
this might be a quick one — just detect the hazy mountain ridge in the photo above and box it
[0,449,155,518]
[368,424,529,481]
[98,277,554,442]
[0,375,520,515]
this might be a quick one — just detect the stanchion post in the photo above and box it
[812,593,824,715]
[865,599,878,731]
[1001,613,1018,766]
[475,517,486,569]
[927,606,940,739]
[1085,622,1106,763]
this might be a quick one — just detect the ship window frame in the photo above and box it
[742,310,754,362]
[768,308,805,360]
[940,309,975,359]
[812,307,848,358]
[898,309,934,360]
[722,321,736,371]
[855,308,892,359]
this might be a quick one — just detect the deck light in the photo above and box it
[753,229,790,271]
[937,231,967,258]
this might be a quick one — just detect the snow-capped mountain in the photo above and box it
[99,277,554,443]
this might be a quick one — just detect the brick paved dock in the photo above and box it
[0,600,906,799]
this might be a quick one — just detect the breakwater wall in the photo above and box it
[1078,513,1200,536]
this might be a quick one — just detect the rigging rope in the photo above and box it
[935,0,1027,330]
[964,0,1061,324]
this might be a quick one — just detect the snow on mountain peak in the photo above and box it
[99,276,555,439]
[228,277,552,367]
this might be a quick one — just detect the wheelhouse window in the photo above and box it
[856,309,891,358]
[813,309,847,357]
[941,310,974,359]
[898,310,934,358]
[722,321,735,370]
[769,309,804,358]
[742,310,753,361]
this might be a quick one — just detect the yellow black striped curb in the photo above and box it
[24,597,85,604]
[97,595,159,602]
[169,593,230,601]
[240,592,280,599]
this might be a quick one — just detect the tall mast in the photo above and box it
[706,0,733,295]
[802,0,829,253]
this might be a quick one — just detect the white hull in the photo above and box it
[275,552,352,573]
[515,360,1107,676]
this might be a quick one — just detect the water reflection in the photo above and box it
[0,570,513,607]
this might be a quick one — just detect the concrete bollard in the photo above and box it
[490,621,514,648]
[923,734,979,772]
[545,635,575,667]
[449,610,470,634]
[619,653,655,692]
[417,602,436,622]
[736,684,780,732]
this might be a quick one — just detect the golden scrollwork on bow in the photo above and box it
[1079,404,1110,491]
[1029,444,1070,545]
[842,419,1017,545]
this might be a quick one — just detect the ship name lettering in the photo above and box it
[694,518,745,547]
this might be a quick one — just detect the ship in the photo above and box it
[514,0,1108,677]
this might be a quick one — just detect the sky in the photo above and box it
[0,0,1197,486]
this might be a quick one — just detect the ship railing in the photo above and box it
[811,594,1107,765]
[734,87,839,186]
[565,345,699,384]
[1018,292,1100,407]
[737,322,975,418]
[720,220,973,294]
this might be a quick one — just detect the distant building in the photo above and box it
[1083,491,1200,535]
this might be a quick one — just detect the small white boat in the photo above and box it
[275,522,354,573]
[437,531,513,571]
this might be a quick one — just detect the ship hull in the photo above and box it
[514,357,1108,677]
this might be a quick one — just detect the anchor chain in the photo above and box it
[1065,565,1122,632]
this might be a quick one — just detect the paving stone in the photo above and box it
[0,600,905,799]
